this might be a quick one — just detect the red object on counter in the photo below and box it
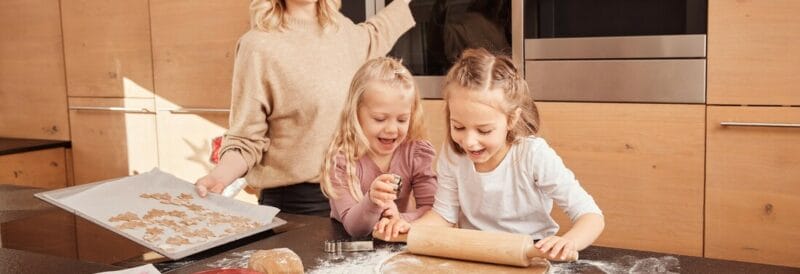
[210,136,223,164]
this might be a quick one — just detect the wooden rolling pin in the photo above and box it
[373,225,578,267]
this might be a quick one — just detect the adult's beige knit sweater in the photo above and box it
[219,1,415,189]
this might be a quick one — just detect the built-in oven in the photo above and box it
[524,0,708,103]
[355,0,523,99]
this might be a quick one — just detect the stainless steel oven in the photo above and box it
[524,0,708,103]
[362,0,523,99]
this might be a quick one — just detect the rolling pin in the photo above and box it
[373,225,578,267]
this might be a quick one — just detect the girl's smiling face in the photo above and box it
[357,82,415,158]
[447,85,516,172]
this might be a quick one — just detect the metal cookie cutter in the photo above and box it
[323,240,374,253]
[392,174,402,199]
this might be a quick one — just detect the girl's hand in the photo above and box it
[534,235,579,261]
[373,215,411,241]
[381,202,401,219]
[369,174,400,208]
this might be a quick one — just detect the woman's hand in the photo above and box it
[369,174,400,208]
[195,152,248,197]
[534,235,579,261]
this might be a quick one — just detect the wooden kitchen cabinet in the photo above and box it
[706,106,800,267]
[68,97,157,263]
[150,0,249,109]
[537,102,705,256]
[154,102,257,204]
[61,0,154,98]
[0,148,67,189]
[0,0,70,140]
[421,100,448,157]
[68,97,159,184]
[708,0,800,105]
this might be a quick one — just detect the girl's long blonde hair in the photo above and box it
[442,48,540,155]
[250,0,341,32]
[321,57,425,201]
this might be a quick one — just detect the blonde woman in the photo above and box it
[320,57,437,237]
[195,0,415,217]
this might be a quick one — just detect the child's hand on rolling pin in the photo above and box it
[535,235,579,261]
[369,174,401,208]
[373,214,410,241]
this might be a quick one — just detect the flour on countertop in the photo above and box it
[310,246,403,274]
[550,255,680,274]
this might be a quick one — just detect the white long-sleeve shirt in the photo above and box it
[433,136,602,240]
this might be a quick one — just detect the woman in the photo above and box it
[195,0,415,217]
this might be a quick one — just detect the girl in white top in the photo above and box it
[375,48,604,261]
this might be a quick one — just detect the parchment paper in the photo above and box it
[35,168,285,260]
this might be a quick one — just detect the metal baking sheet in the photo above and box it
[35,168,285,260]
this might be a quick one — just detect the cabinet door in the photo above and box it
[538,102,705,256]
[68,97,159,184]
[154,104,258,204]
[150,0,249,109]
[706,106,800,267]
[0,0,69,140]
[68,97,157,263]
[421,100,448,156]
[61,0,153,98]
[708,1,800,105]
[0,148,67,189]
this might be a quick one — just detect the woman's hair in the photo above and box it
[442,48,540,155]
[321,57,425,201]
[250,0,341,32]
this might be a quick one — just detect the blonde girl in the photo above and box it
[321,57,438,237]
[377,48,604,261]
[195,0,416,217]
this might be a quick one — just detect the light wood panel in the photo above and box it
[150,0,250,109]
[68,97,159,184]
[61,0,154,98]
[708,0,800,105]
[0,148,67,189]
[422,100,448,157]
[538,102,705,256]
[154,104,258,204]
[706,106,800,267]
[0,0,69,140]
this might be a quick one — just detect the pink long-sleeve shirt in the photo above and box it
[329,140,438,237]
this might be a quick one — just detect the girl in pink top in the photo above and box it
[320,57,438,237]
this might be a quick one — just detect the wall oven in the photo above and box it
[524,0,708,103]
[349,0,523,99]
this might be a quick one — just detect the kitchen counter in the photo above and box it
[0,137,70,156]
[1,185,797,273]
[162,214,800,274]
[0,248,121,274]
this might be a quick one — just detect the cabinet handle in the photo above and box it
[69,106,154,113]
[720,122,800,128]
[161,108,231,114]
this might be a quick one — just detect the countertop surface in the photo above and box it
[159,214,800,274]
[0,137,70,156]
[2,184,799,273]
[0,248,122,274]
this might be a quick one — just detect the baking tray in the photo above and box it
[35,168,285,260]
